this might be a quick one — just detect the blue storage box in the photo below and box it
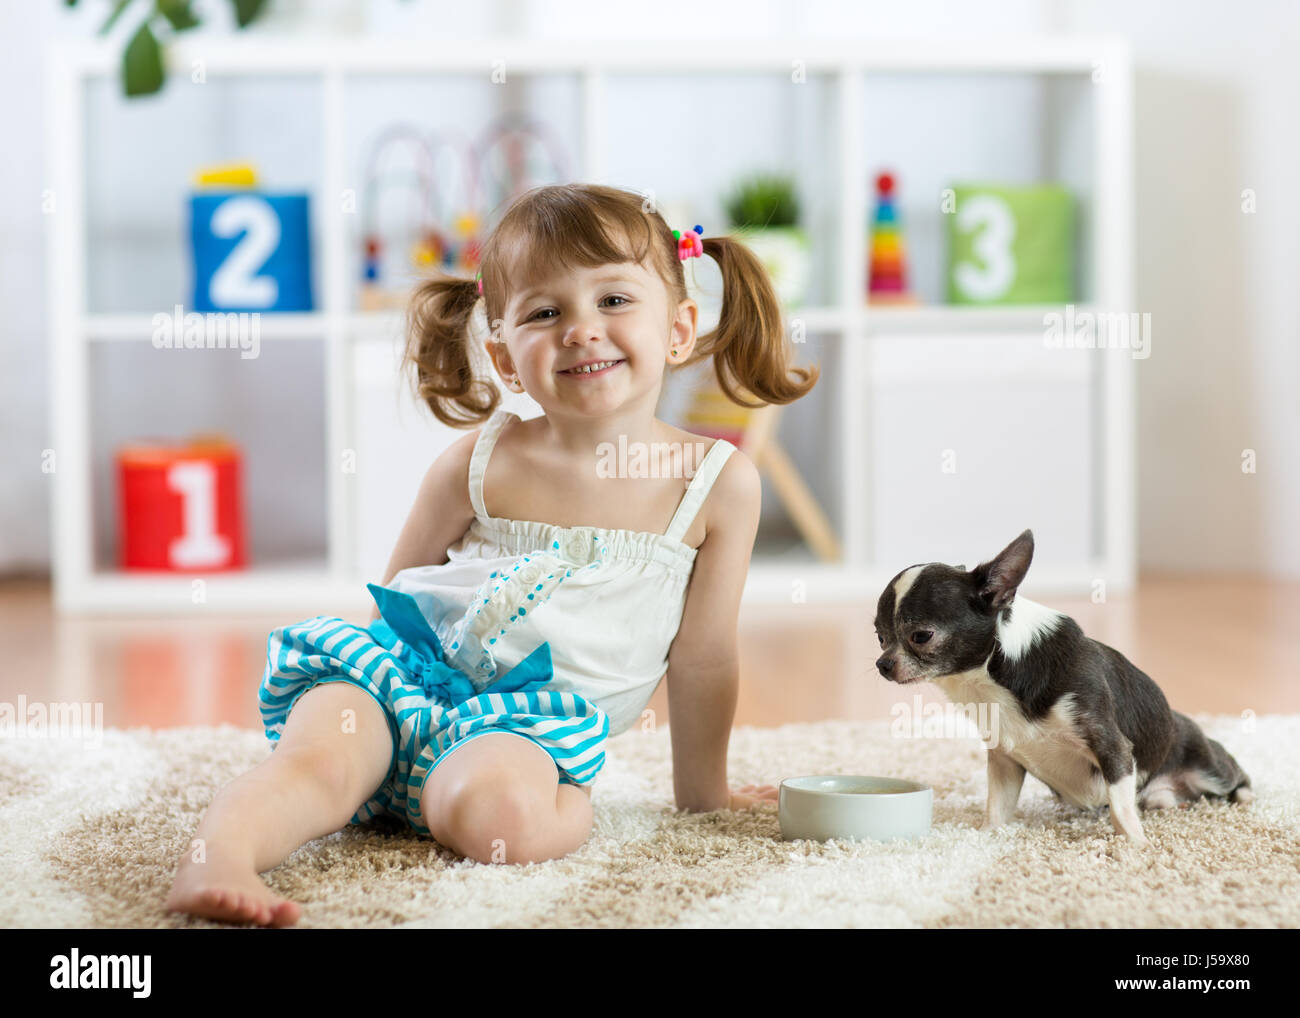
[190,192,313,312]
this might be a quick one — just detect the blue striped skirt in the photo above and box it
[258,583,609,837]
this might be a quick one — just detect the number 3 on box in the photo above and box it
[954,194,1016,302]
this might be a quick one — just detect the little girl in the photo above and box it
[166,182,819,927]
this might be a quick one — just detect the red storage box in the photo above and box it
[117,436,247,572]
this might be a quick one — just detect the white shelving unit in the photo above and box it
[47,37,1133,614]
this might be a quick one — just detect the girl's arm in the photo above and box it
[366,428,480,624]
[665,449,764,812]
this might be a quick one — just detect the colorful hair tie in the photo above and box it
[674,225,704,261]
[474,268,483,295]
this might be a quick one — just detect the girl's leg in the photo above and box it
[165,681,394,926]
[419,733,594,865]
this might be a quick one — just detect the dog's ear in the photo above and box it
[970,530,1033,610]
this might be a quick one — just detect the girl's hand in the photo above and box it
[728,783,780,810]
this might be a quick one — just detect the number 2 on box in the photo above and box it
[210,195,281,308]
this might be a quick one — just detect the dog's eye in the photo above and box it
[911,630,934,646]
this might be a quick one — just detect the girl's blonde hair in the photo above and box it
[403,182,818,427]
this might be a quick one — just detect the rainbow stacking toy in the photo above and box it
[867,171,918,306]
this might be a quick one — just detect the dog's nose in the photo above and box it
[876,655,894,677]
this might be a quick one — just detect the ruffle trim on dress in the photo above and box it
[466,517,697,574]
[441,529,610,689]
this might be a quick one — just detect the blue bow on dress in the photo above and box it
[364,583,555,707]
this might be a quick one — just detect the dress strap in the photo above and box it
[468,409,518,519]
[662,438,737,543]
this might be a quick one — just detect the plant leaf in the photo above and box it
[156,0,200,31]
[123,18,165,97]
[98,0,135,36]
[232,0,268,28]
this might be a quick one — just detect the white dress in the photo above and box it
[387,408,738,737]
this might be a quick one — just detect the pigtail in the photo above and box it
[689,235,819,408]
[402,274,500,428]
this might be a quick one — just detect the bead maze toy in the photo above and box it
[357,113,573,311]
[357,125,481,312]
[866,171,918,307]
[473,110,572,218]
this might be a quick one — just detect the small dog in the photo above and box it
[873,530,1252,845]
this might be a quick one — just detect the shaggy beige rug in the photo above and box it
[1,714,1297,928]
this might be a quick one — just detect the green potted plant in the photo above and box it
[722,172,811,308]
[62,0,269,98]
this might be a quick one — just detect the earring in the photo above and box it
[670,348,679,357]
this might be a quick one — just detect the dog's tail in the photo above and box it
[1171,712,1253,804]
[1207,735,1254,803]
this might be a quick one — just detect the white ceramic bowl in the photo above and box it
[778,775,932,842]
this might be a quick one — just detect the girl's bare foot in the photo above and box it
[166,858,301,927]
[162,683,395,928]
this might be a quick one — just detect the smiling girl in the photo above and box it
[165,182,819,927]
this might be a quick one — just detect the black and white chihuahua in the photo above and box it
[874,530,1253,845]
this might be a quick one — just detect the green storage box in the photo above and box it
[947,184,1074,304]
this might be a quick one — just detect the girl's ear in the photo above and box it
[668,298,698,362]
[485,337,517,382]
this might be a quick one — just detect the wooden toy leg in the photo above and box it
[755,439,842,563]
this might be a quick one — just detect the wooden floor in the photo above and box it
[2,575,1297,731]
